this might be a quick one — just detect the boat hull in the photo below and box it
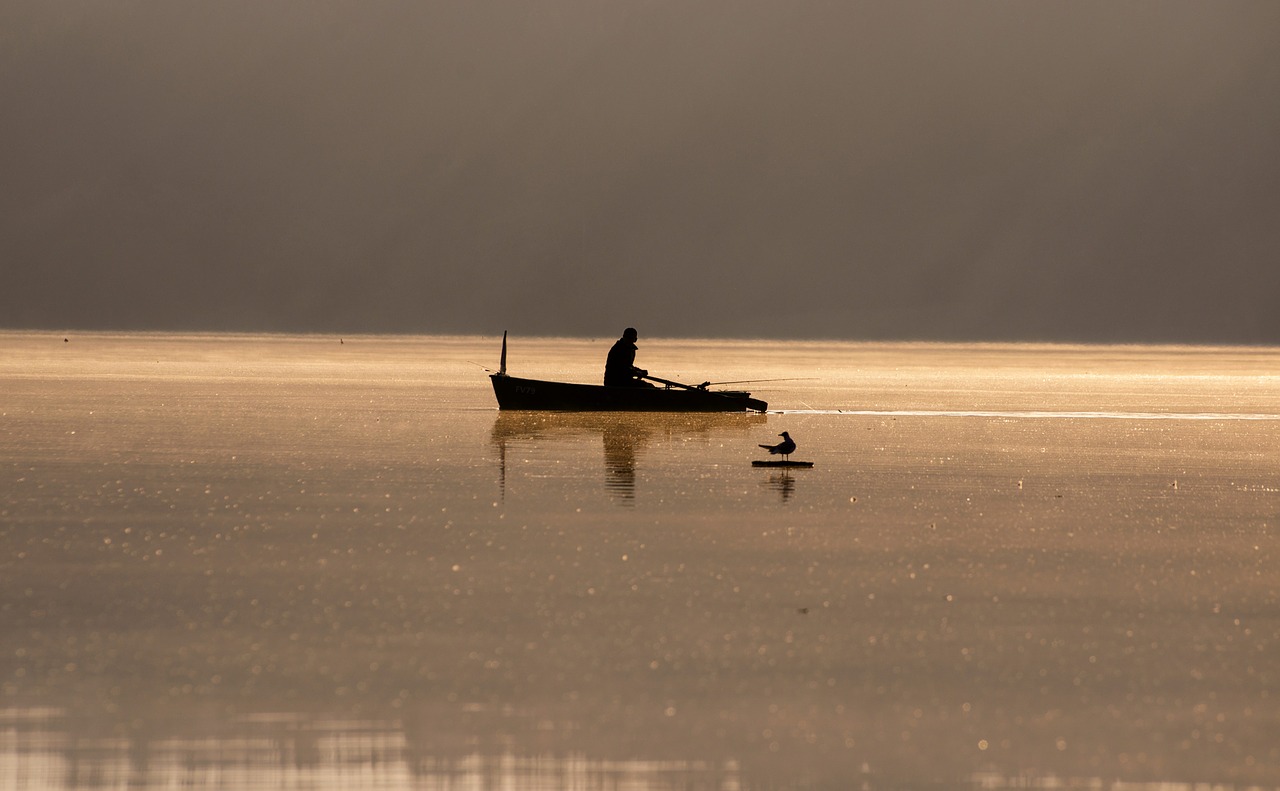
[491,374,767,412]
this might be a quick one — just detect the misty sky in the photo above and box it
[4,1,1279,342]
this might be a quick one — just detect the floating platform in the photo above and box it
[752,460,814,468]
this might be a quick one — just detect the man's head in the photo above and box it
[622,327,638,342]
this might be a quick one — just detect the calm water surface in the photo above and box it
[3,332,1280,790]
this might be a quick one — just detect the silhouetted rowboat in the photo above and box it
[488,333,768,413]
[492,373,768,412]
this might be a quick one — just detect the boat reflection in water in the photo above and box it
[601,419,643,501]
[0,705,747,791]
[8,702,1267,791]
[490,411,767,505]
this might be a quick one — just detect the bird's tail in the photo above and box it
[758,444,772,451]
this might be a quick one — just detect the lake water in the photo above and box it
[3,332,1280,790]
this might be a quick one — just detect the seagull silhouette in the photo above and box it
[759,431,796,461]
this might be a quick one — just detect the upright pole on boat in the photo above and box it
[499,331,507,376]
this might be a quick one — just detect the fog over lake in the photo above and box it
[4,2,1280,342]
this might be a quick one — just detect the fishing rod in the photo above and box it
[703,377,819,386]
[469,330,510,375]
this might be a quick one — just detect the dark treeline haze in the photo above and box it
[4,1,1279,342]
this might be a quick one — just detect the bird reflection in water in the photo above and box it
[491,412,766,505]
[764,471,797,502]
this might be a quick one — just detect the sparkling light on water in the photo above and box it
[3,333,1280,789]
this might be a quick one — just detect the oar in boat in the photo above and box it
[639,374,770,412]
[642,374,712,391]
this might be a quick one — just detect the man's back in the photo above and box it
[604,327,646,387]
[604,335,637,386]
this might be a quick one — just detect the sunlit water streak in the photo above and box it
[3,332,1280,790]
[777,409,1280,420]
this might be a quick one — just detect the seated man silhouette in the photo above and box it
[604,327,655,387]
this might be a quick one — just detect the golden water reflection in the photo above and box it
[8,336,1280,791]
[4,706,1271,791]
[2,707,743,791]
[490,412,767,505]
